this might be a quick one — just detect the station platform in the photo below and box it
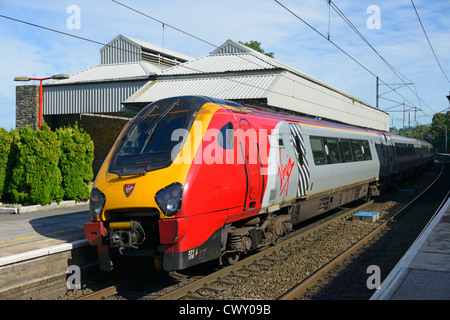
[371,194,450,300]
[0,203,94,299]
[0,202,89,263]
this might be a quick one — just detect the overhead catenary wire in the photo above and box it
[1,2,434,127]
[113,0,435,127]
[109,1,402,115]
[0,13,338,114]
[411,0,450,84]
[327,0,433,118]
[0,14,142,59]
[274,0,434,124]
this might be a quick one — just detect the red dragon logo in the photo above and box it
[123,183,136,197]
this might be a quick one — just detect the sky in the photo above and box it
[0,0,449,131]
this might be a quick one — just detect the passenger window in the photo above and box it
[362,140,372,160]
[352,140,364,161]
[341,139,353,162]
[326,138,341,163]
[310,137,327,165]
[217,122,234,150]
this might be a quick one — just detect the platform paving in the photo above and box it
[371,195,450,300]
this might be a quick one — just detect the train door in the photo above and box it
[382,134,395,170]
[289,123,310,198]
[239,119,262,209]
[260,122,301,212]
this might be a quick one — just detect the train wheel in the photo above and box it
[223,252,240,265]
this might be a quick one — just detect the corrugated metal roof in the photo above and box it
[210,39,251,55]
[46,62,160,85]
[125,74,281,103]
[101,35,141,65]
[100,35,194,66]
[124,35,194,62]
[43,80,147,114]
[162,53,279,75]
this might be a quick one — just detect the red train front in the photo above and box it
[85,96,282,271]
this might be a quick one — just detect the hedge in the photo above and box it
[57,123,94,201]
[0,128,14,199]
[0,123,94,206]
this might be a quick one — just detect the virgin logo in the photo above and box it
[278,149,295,196]
[123,184,136,197]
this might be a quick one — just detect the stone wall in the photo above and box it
[16,85,39,130]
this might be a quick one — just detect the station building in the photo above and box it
[15,35,389,174]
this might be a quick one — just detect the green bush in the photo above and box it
[0,123,94,206]
[57,123,94,201]
[0,128,15,201]
[9,124,64,205]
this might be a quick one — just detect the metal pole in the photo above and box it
[402,102,405,129]
[446,125,448,153]
[29,76,52,130]
[376,76,379,109]
[38,79,43,129]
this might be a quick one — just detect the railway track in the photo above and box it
[281,155,449,300]
[75,201,372,300]
[73,158,446,300]
[155,201,374,300]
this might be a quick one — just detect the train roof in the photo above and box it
[215,99,429,145]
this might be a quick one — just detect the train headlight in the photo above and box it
[155,183,183,216]
[89,188,106,220]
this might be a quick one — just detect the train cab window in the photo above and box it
[341,139,354,162]
[326,138,341,163]
[362,140,372,160]
[352,140,364,161]
[310,137,327,165]
[217,122,234,150]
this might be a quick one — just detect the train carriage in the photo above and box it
[84,95,432,271]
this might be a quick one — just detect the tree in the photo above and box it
[239,40,274,58]
[431,111,449,152]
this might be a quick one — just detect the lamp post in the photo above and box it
[14,74,69,129]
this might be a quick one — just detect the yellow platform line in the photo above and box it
[0,226,84,245]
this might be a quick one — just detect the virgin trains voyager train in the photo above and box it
[84,96,433,271]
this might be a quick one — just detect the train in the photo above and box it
[84,95,434,272]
